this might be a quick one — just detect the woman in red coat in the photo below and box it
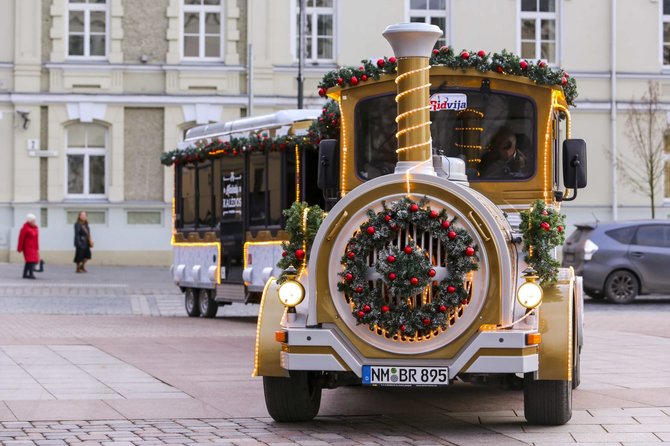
[17,213,39,279]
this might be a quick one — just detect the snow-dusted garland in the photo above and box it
[337,196,479,337]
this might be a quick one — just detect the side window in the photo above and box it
[634,225,670,248]
[183,0,223,60]
[408,0,447,49]
[268,152,283,226]
[180,164,197,228]
[197,161,214,227]
[248,152,266,227]
[605,226,636,244]
[67,0,107,58]
[520,0,557,64]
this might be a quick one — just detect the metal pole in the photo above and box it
[247,43,254,116]
[297,0,306,109]
[611,0,618,220]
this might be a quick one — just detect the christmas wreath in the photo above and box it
[318,48,577,106]
[277,201,326,283]
[337,196,479,337]
[519,200,566,284]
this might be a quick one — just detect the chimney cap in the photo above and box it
[383,23,442,58]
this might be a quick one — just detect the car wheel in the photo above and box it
[604,270,639,304]
[199,290,219,318]
[184,288,201,317]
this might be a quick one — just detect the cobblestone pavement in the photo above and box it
[0,262,669,445]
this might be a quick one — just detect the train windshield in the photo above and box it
[355,90,536,181]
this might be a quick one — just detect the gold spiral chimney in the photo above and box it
[383,23,442,175]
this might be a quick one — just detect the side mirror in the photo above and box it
[317,139,339,191]
[562,139,587,201]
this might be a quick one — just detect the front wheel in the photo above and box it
[263,371,322,422]
[604,270,638,304]
[199,290,219,318]
[524,373,572,425]
[184,289,201,317]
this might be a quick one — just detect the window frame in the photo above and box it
[292,0,337,64]
[66,0,109,60]
[664,132,670,203]
[65,123,108,199]
[407,0,448,49]
[181,0,225,62]
[518,0,558,65]
[662,1,670,68]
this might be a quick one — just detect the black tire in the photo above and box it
[184,288,201,317]
[199,290,219,318]
[263,371,322,422]
[584,288,604,300]
[524,373,572,425]
[604,270,638,304]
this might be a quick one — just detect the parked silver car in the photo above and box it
[562,220,670,303]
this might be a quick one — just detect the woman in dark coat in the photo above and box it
[74,211,92,273]
[17,213,39,279]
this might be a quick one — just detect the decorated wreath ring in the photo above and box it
[337,196,479,337]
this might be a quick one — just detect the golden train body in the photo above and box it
[254,23,587,425]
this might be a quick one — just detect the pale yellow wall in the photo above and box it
[563,0,610,72]
[451,0,516,52]
[617,0,659,73]
[0,0,14,61]
[0,106,14,202]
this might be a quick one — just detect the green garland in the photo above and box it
[276,201,326,283]
[161,100,341,166]
[519,200,566,284]
[337,196,478,337]
[318,48,577,106]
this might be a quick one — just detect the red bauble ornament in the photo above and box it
[520,60,528,70]
[447,285,456,294]
[345,273,353,281]
[367,226,376,235]
[543,226,550,232]
[539,60,547,68]
[429,269,436,277]
[441,220,450,229]
[350,76,359,86]
[409,203,419,212]
[439,305,447,313]
[404,246,413,254]
[358,311,365,318]
[461,51,470,59]
[448,230,457,239]
[561,77,568,85]
[363,305,371,313]
[295,249,306,260]
[410,277,419,286]
[391,224,399,231]
[377,58,385,67]
[429,210,439,219]
[477,50,486,57]
[423,318,431,326]
[282,251,287,257]
[347,251,355,259]
[400,324,406,332]
[381,305,390,313]
[558,226,563,232]
[541,221,550,229]
[361,74,368,81]
[336,77,344,85]
[318,88,327,97]
[384,214,392,222]
[497,66,503,73]
[564,71,570,78]
[542,210,548,216]
[465,247,475,256]
[461,299,468,305]
[356,286,363,293]
[388,273,397,281]
[432,49,439,55]
[387,255,396,263]
[389,57,396,64]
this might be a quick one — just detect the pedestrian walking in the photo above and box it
[74,211,92,273]
[17,213,39,279]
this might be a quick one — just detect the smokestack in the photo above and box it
[383,23,442,175]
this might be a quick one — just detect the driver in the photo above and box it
[479,127,529,178]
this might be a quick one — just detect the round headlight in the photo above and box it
[278,280,305,307]
[517,281,543,309]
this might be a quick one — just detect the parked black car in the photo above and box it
[562,220,670,303]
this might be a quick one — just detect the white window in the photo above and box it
[520,0,557,64]
[67,0,107,58]
[408,0,447,49]
[295,0,335,63]
[66,124,107,198]
[183,0,224,60]
[663,1,670,66]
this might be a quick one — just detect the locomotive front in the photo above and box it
[255,23,578,426]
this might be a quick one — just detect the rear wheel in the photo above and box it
[263,371,322,422]
[524,373,572,425]
[184,288,200,317]
[199,290,219,318]
[584,288,604,300]
[604,270,638,304]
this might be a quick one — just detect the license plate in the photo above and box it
[362,365,449,386]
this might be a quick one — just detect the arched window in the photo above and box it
[66,123,107,197]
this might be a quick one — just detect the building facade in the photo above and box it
[1,0,668,266]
